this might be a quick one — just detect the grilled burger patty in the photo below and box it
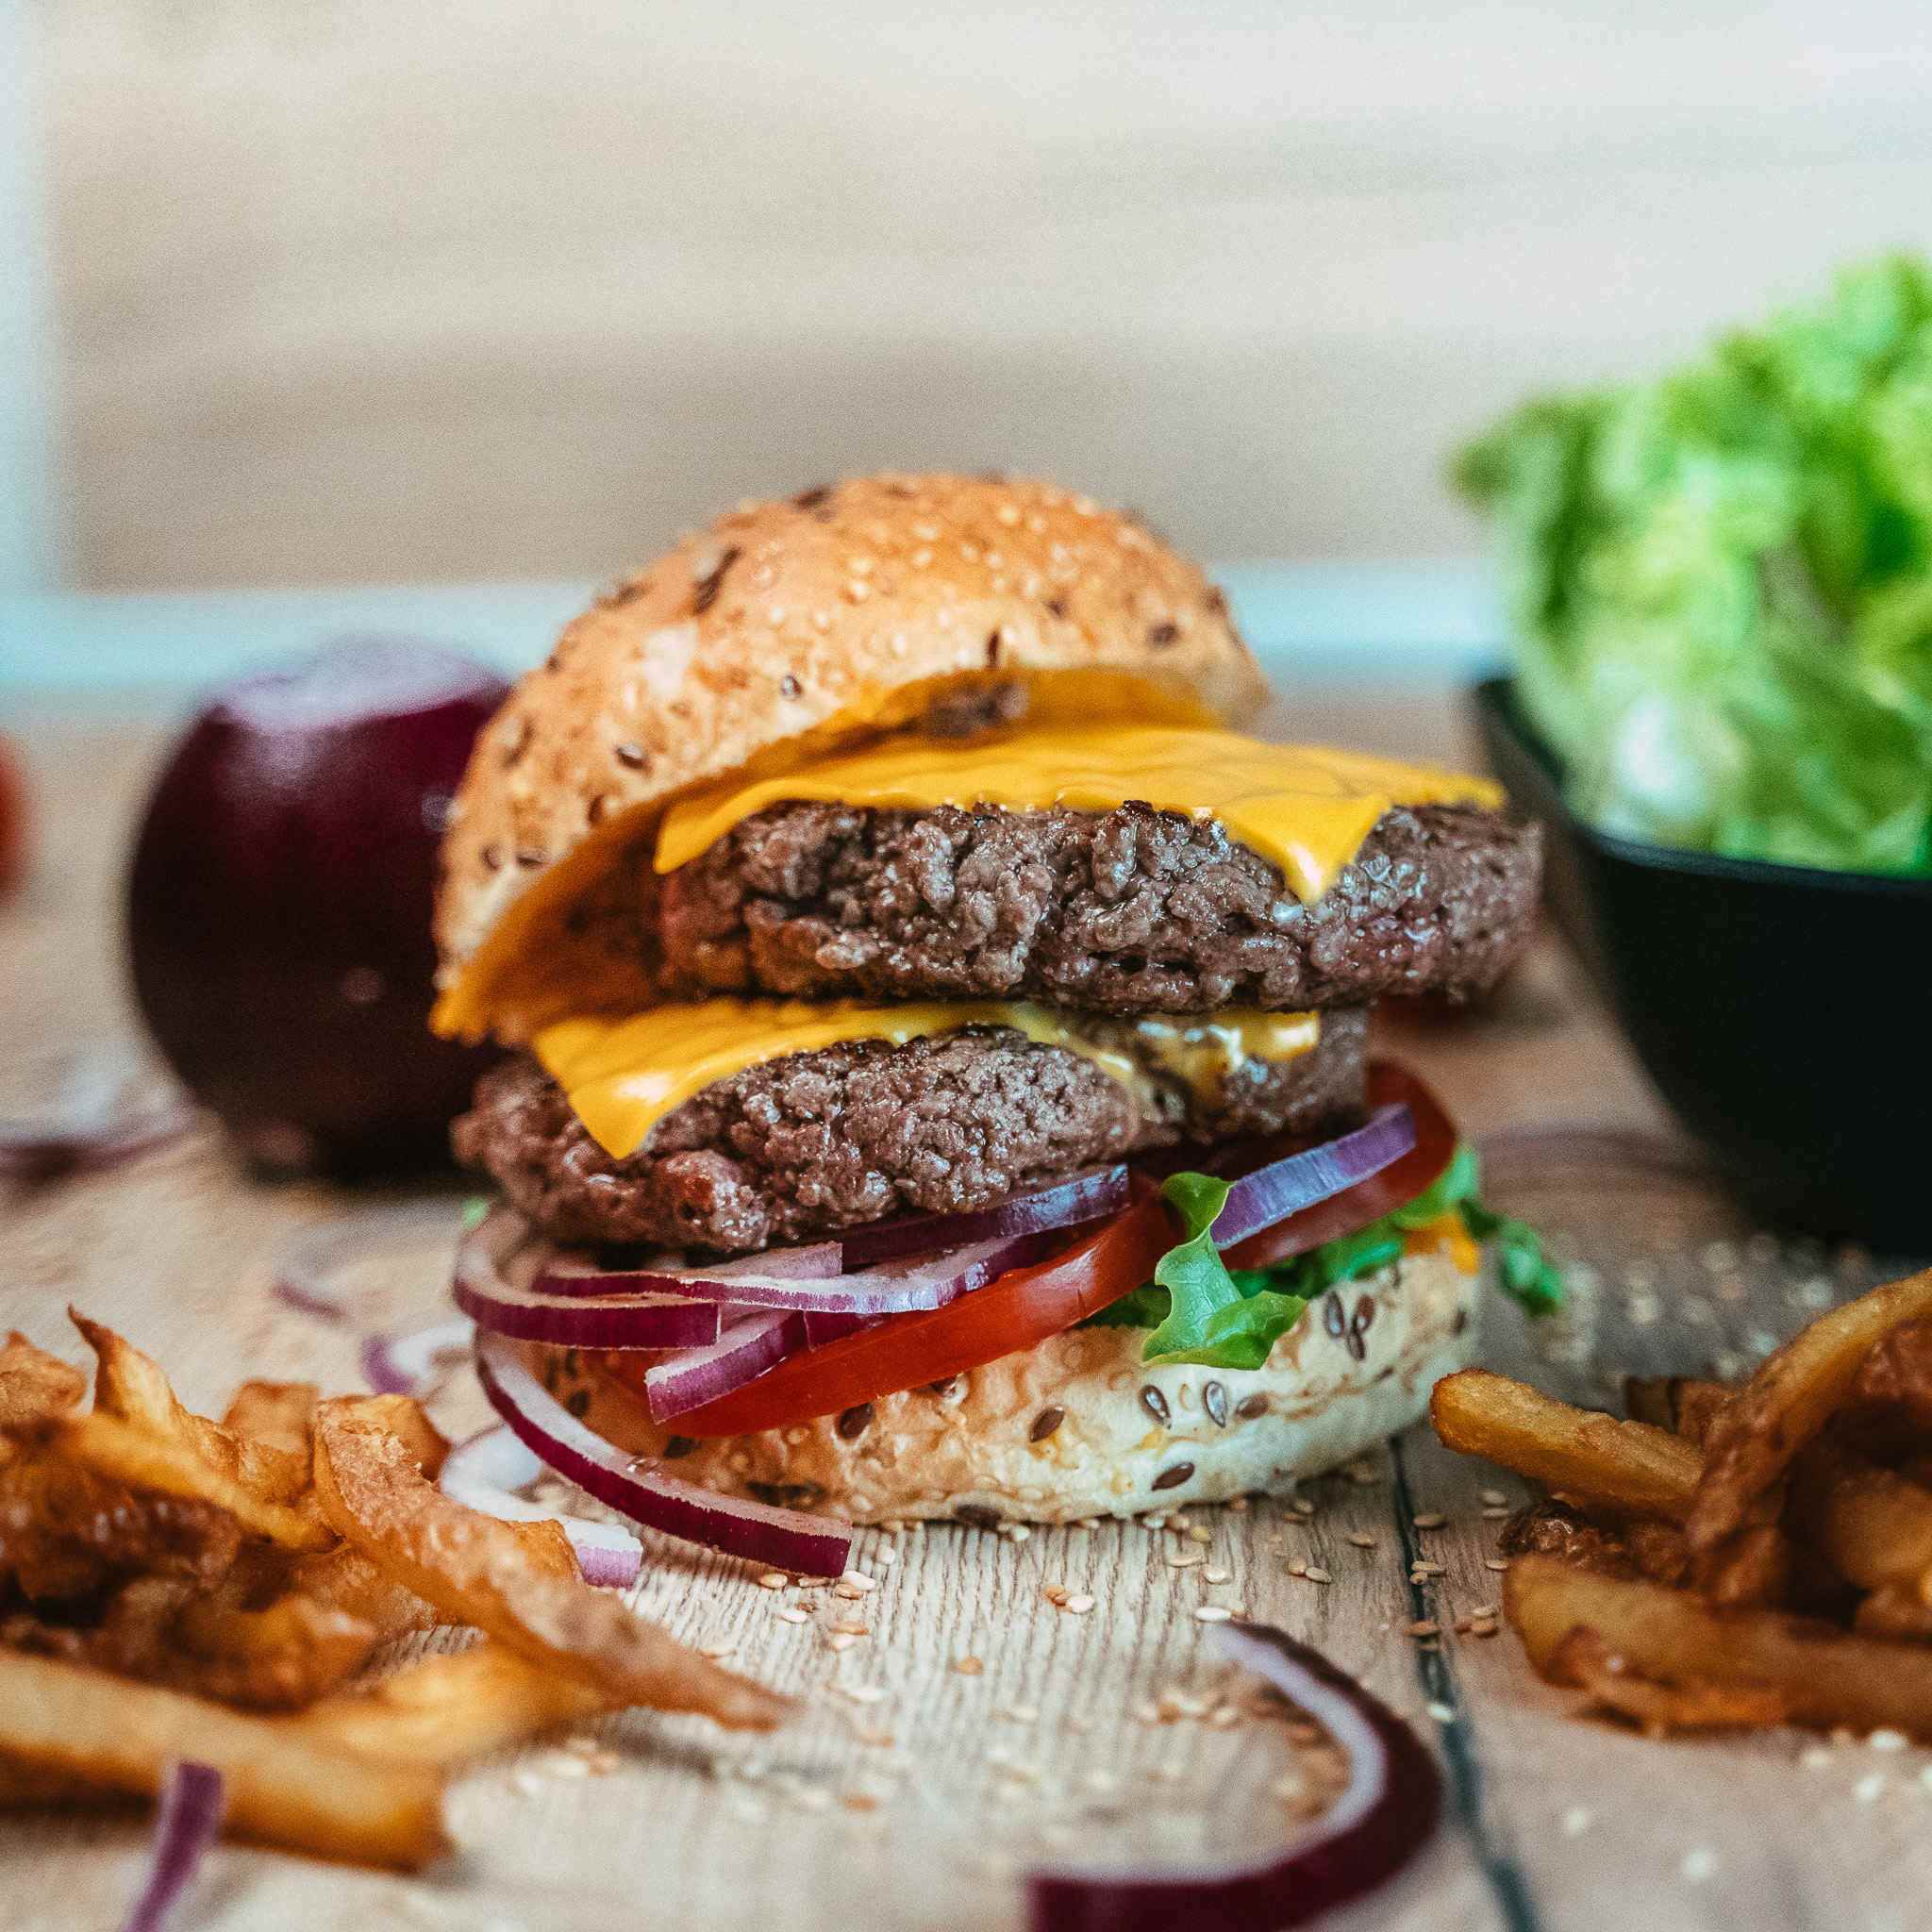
[453,1009,1369,1254]
[643,801,1539,1014]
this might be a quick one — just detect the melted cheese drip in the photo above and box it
[536,999,1321,1159]
[655,724,1502,901]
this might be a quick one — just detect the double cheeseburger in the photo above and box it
[434,475,1542,1562]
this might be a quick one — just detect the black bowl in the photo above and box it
[1472,676,1932,1250]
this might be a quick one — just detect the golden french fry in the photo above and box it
[70,1312,309,1504]
[1791,1438,1932,1596]
[312,1411,786,1730]
[294,1641,610,1765]
[221,1380,320,1458]
[0,1334,86,1430]
[47,1412,333,1552]
[283,1544,439,1641]
[1688,1266,1932,1558]
[1505,1555,1932,1740]
[1546,1626,1791,1733]
[168,1594,380,1709]
[1432,1370,1701,1521]
[314,1393,449,1481]
[1853,1587,1932,1642]
[0,1647,446,1867]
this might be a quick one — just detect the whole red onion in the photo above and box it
[126,637,507,1176]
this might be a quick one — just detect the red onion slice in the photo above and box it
[455,1210,721,1349]
[440,1424,644,1589]
[272,1199,468,1325]
[838,1164,1131,1266]
[531,1223,1062,1317]
[1028,1621,1441,1932]
[537,1240,843,1298]
[643,1308,808,1422]
[1212,1105,1416,1250]
[360,1315,476,1398]
[0,1049,197,1183]
[119,1759,224,1932]
[802,1308,876,1347]
[475,1329,851,1576]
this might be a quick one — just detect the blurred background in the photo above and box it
[5,1,1932,676]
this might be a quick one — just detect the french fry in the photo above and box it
[221,1381,320,1458]
[1432,1370,1701,1521]
[315,1393,449,1481]
[1688,1265,1932,1558]
[45,1412,334,1552]
[0,1334,86,1430]
[71,1312,309,1504]
[168,1594,381,1709]
[0,1647,446,1867]
[1622,1376,1731,1446]
[1506,1555,1932,1740]
[1791,1437,1932,1596]
[283,1544,439,1641]
[1852,1587,1932,1641]
[312,1410,787,1730]
[1546,1626,1791,1733]
[294,1641,610,1765]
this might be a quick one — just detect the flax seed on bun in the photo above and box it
[539,1245,1481,1525]
[432,474,1265,1041]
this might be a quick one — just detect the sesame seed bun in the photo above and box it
[541,1247,1481,1527]
[433,474,1266,1041]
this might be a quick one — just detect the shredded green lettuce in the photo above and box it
[1086,1144,1560,1370]
[1457,254,1932,876]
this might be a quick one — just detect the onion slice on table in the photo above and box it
[838,1165,1131,1266]
[455,1210,721,1349]
[118,1758,225,1932]
[531,1221,1065,1317]
[1027,1621,1441,1932]
[643,1309,807,1423]
[440,1425,644,1588]
[474,1329,851,1576]
[272,1199,469,1324]
[360,1315,476,1399]
[0,1048,197,1183]
[1211,1105,1415,1250]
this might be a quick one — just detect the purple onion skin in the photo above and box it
[126,639,506,1177]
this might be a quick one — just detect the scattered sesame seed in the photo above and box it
[841,1790,881,1814]
[1043,1585,1070,1607]
[829,1620,868,1638]
[1481,1507,1512,1521]
[1288,1561,1307,1578]
[1485,1557,1509,1572]
[1168,1548,1205,1570]
[776,1606,808,1624]
[1227,1496,1250,1512]
[1004,1704,1039,1724]
[1064,1593,1096,1615]
[953,1656,985,1676]
[549,1754,591,1780]
[1855,1773,1887,1803]
[1799,1744,1834,1770]
[512,1768,544,1796]
[841,1570,878,1592]
[1480,1488,1508,1507]
[833,1582,867,1600]
[1303,1565,1334,1585]
[1468,1603,1498,1620]
[1426,1702,1457,1724]
[1346,1532,1377,1549]
[757,1572,788,1590]
[874,1547,896,1566]
[1562,1806,1592,1836]
[1869,1728,1908,1751]
[1410,1560,1447,1578]
[1293,1496,1319,1515]
[1407,1620,1441,1639]
[698,1641,735,1659]
[1681,1848,1717,1883]
[1194,1605,1234,1624]
[827,1632,858,1653]
[839,1685,887,1706]
[1204,1566,1232,1585]
[1412,1512,1447,1530]
[1189,1525,1213,1545]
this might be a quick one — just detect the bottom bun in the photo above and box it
[543,1245,1482,1526]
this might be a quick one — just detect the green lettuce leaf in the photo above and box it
[1457,254,1932,876]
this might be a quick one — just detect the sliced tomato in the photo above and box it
[608,1184,1174,1440]
[1219,1061,1457,1271]
[603,1058,1459,1439]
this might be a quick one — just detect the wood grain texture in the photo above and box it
[1,689,1924,1930]
[34,1,1932,588]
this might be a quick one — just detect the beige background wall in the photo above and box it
[36,1,1932,589]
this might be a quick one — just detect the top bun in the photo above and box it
[434,474,1267,1039]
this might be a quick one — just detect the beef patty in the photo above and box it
[643,801,1538,1014]
[454,1009,1368,1254]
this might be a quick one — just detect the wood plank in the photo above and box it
[1,696,1924,1929]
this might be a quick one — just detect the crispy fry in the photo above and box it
[314,1393,449,1481]
[1624,1521,1693,1588]
[1547,1626,1792,1733]
[0,1647,446,1866]
[283,1543,438,1641]
[1852,1586,1932,1641]
[1432,1370,1701,1521]
[312,1410,786,1730]
[1791,1436,1932,1596]
[45,1412,333,1552]
[1688,1265,1932,1559]
[1498,1499,1639,1576]
[222,1380,320,1457]
[0,1752,125,1810]
[1506,1555,1932,1740]
[294,1642,610,1765]
[1844,1317,1932,1452]
[1694,1521,1793,1609]
[1623,1375,1731,1446]
[0,1334,86,1430]
[70,1312,309,1504]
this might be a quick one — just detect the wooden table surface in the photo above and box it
[0,691,1922,1932]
